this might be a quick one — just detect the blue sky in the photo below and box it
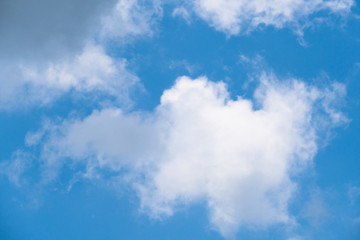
[0,0,360,239]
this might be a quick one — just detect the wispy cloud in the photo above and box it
[101,0,163,40]
[188,0,354,36]
[0,151,32,188]
[172,6,192,25]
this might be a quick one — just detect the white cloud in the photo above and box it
[191,0,354,35]
[0,44,139,109]
[25,73,345,237]
[24,43,139,99]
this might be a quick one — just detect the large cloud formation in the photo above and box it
[191,0,354,35]
[24,74,345,237]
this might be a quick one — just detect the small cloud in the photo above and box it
[238,54,266,70]
[5,43,140,109]
[172,6,191,25]
[169,60,198,74]
[0,151,32,187]
[101,0,163,40]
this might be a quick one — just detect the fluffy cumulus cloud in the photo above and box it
[191,0,354,35]
[0,0,161,109]
[22,74,346,237]
[0,44,138,109]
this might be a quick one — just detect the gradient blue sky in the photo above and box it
[0,0,360,239]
